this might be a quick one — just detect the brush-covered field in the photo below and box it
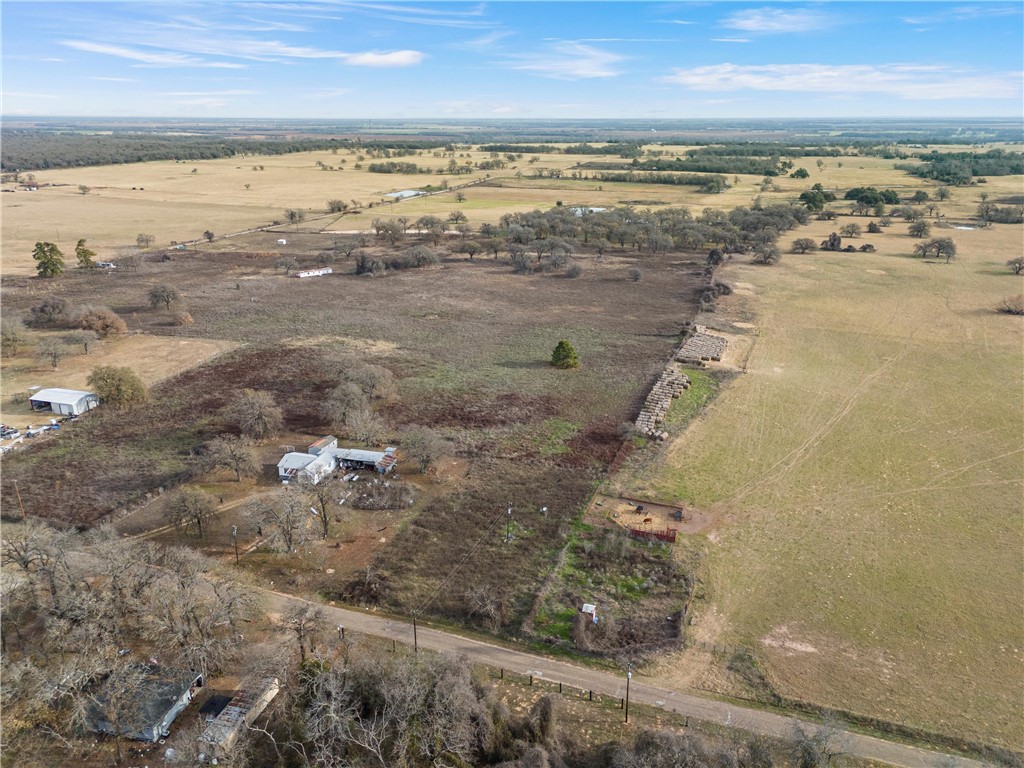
[2,140,1021,749]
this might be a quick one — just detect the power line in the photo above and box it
[417,506,508,615]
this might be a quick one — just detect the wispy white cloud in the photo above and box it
[575,38,678,43]
[303,88,353,98]
[63,36,424,69]
[344,50,424,66]
[89,76,138,82]
[4,91,57,99]
[452,29,514,52]
[663,63,1023,99]
[903,3,1021,25]
[722,8,835,33]
[661,20,696,25]
[711,38,751,44]
[335,1,495,29]
[501,43,624,80]
[61,40,245,68]
[160,90,258,97]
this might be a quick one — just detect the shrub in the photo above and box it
[75,306,127,337]
[550,340,580,369]
[997,295,1024,315]
[628,266,642,282]
[172,311,194,326]
[565,264,583,279]
[28,296,70,328]
[791,238,818,254]
[1007,257,1024,275]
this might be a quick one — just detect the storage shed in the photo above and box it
[28,387,99,416]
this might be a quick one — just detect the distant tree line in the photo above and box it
[897,149,1024,185]
[589,171,729,192]
[579,156,781,176]
[0,131,446,172]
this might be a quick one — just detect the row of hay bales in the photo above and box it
[635,364,691,439]
[675,325,728,366]
[634,326,728,439]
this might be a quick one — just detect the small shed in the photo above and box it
[28,387,99,416]
[88,666,203,742]
[277,239,287,245]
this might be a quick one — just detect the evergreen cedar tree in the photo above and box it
[32,242,65,278]
[550,340,580,369]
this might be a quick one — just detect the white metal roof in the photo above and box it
[277,452,316,471]
[28,388,96,405]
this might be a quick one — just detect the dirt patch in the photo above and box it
[587,494,715,535]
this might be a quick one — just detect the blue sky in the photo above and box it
[3,1,1022,118]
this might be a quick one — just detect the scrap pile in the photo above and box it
[634,364,690,439]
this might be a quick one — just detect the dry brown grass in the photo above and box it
[0,333,235,428]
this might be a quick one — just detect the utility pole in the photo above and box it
[413,614,418,654]
[625,662,632,724]
[505,504,512,543]
[232,525,239,565]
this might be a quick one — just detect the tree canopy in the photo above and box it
[32,241,64,278]
[87,365,147,408]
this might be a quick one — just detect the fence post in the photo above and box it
[500,668,504,680]
[589,690,593,701]
[559,682,562,694]
[529,675,533,686]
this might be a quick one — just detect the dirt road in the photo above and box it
[264,592,992,768]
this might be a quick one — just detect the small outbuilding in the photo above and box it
[199,678,280,760]
[277,451,335,484]
[28,387,99,416]
[87,665,203,742]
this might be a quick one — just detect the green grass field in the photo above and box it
[615,213,1024,746]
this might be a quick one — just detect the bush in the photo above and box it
[172,311,194,326]
[628,266,642,282]
[997,295,1024,315]
[550,340,580,369]
[28,297,70,328]
[565,264,583,279]
[75,306,127,337]
[791,238,818,254]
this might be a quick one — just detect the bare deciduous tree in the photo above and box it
[207,435,260,481]
[225,388,284,440]
[167,488,217,539]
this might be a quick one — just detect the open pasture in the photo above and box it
[614,209,1024,746]
[0,146,581,274]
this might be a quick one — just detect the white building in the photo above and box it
[277,438,397,484]
[28,388,99,416]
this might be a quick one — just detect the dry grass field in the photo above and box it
[2,140,1021,749]
[0,147,581,275]
[613,176,1024,745]
[0,333,234,428]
